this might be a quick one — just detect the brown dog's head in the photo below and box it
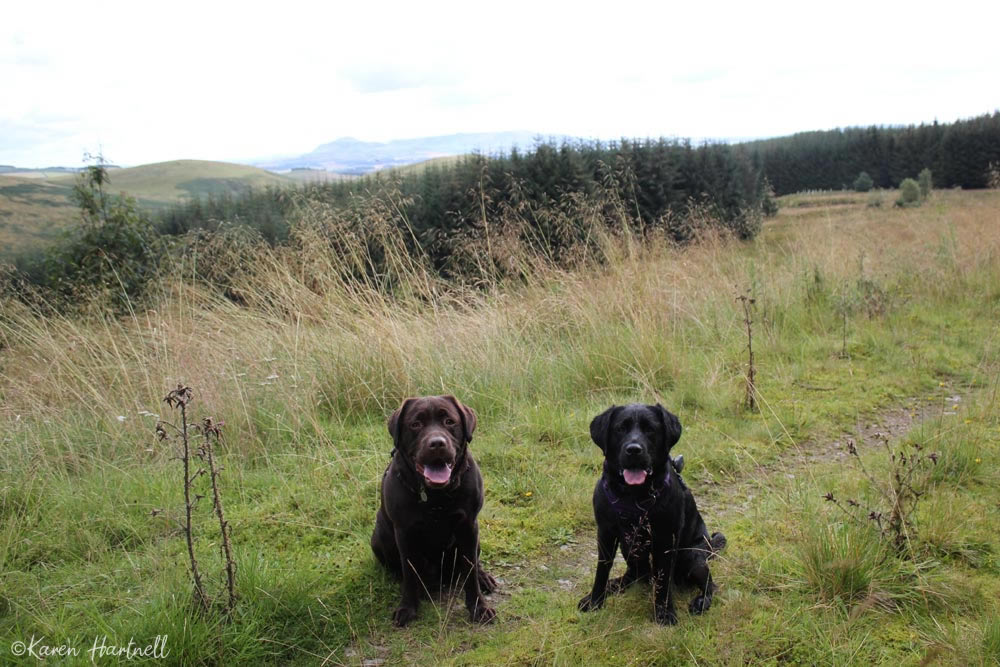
[388,395,477,488]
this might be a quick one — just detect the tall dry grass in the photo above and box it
[0,189,997,470]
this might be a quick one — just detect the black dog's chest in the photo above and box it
[608,495,685,559]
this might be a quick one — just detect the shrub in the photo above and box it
[918,168,933,199]
[22,160,166,312]
[896,178,921,207]
[853,171,874,192]
[987,162,1000,189]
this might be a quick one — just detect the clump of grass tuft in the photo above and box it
[798,519,889,604]
[982,615,1000,662]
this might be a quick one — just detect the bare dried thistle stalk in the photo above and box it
[824,432,940,554]
[200,417,237,615]
[162,384,209,612]
[737,291,757,412]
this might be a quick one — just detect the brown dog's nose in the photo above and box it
[428,436,447,449]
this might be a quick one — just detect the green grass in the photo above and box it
[0,189,998,664]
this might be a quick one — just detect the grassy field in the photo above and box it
[0,189,998,665]
[0,161,293,258]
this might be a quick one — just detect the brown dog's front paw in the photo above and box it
[478,568,498,595]
[393,606,418,627]
[578,593,604,612]
[471,603,496,624]
[688,594,711,615]
[654,605,678,626]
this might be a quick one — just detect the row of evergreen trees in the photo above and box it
[156,139,773,274]
[748,112,1000,195]
[6,140,772,311]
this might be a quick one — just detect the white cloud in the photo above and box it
[2,0,998,166]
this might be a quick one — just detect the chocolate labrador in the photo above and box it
[578,403,726,625]
[371,395,496,627]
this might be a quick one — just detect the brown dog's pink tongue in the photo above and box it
[623,469,648,485]
[423,463,452,485]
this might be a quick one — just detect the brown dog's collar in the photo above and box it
[386,450,470,502]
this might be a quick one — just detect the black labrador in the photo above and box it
[371,395,496,627]
[578,403,726,625]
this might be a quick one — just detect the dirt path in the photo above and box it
[695,393,962,522]
[515,392,965,599]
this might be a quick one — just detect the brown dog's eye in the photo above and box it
[409,421,422,430]
[444,417,457,427]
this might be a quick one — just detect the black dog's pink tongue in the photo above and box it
[423,463,452,485]
[623,469,648,485]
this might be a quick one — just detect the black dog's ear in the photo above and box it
[589,405,618,453]
[387,398,416,446]
[442,395,477,444]
[654,403,682,451]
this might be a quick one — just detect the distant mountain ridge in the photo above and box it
[256,131,574,174]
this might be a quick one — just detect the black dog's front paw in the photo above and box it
[578,593,605,612]
[688,595,711,615]
[393,606,418,627]
[606,575,629,595]
[654,604,678,626]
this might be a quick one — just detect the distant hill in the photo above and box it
[281,168,358,184]
[0,160,295,257]
[257,131,571,174]
[67,160,294,203]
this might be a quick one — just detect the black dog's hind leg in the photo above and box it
[686,532,723,614]
[578,524,618,612]
[687,530,727,613]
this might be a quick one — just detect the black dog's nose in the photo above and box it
[428,436,447,449]
[625,443,643,456]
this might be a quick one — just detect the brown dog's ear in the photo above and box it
[654,403,682,452]
[589,405,618,453]
[387,398,416,446]
[442,395,477,443]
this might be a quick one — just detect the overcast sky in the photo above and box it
[2,0,998,168]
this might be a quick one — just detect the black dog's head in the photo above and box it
[388,395,477,488]
[589,403,682,487]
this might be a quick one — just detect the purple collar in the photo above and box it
[601,462,671,521]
